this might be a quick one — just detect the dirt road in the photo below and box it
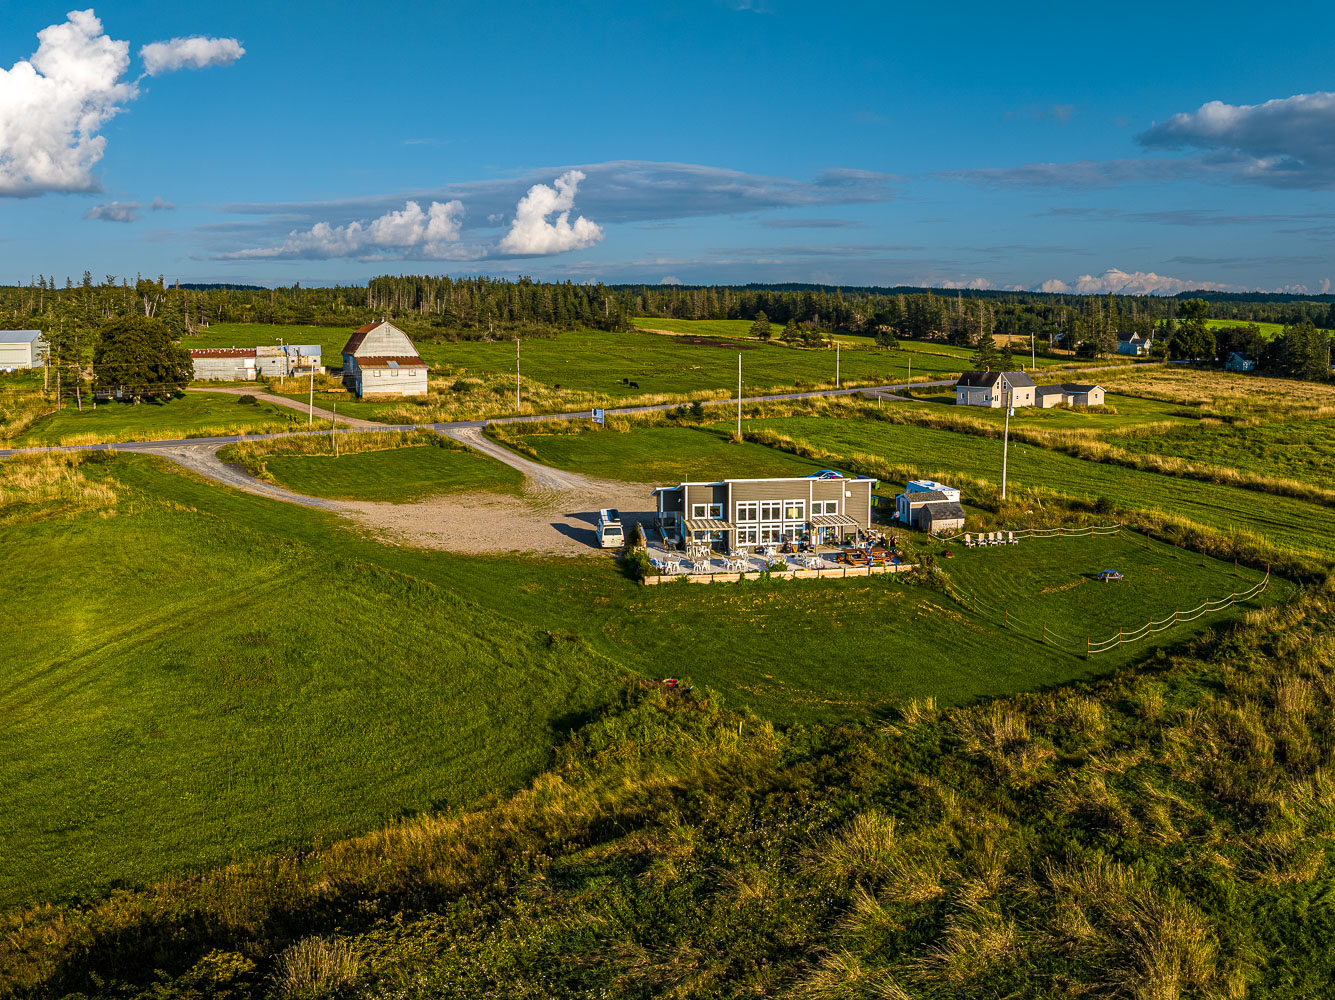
[185,386,382,429]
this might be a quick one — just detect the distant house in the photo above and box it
[0,330,47,369]
[955,370,1036,408]
[1226,352,1256,372]
[189,348,257,381]
[1034,383,1107,408]
[341,320,428,398]
[652,471,876,549]
[1117,331,1152,355]
[895,480,965,534]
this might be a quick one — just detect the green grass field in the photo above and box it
[261,441,524,501]
[8,392,302,447]
[754,415,1335,561]
[904,391,1195,431]
[1205,318,1289,338]
[0,442,1284,906]
[502,423,821,483]
[1118,417,1335,490]
[0,455,621,906]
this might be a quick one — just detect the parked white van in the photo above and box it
[597,509,624,548]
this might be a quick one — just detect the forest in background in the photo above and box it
[1,274,1332,388]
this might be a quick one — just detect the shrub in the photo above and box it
[274,936,359,998]
[236,394,258,405]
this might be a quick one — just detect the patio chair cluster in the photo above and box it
[963,531,1017,547]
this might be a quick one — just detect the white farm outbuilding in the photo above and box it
[341,321,428,398]
[0,330,47,369]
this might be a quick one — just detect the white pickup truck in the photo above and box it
[597,509,624,548]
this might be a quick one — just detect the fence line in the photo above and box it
[947,566,1270,657]
[937,522,1123,544]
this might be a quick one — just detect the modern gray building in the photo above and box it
[0,330,47,369]
[652,471,876,549]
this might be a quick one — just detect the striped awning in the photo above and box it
[811,514,859,528]
[684,518,735,533]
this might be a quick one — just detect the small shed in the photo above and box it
[0,330,47,369]
[922,501,966,535]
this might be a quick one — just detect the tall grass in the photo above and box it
[0,451,117,524]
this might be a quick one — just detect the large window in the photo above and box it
[736,501,758,522]
[760,525,784,544]
[812,500,839,516]
[784,500,805,521]
[736,525,758,545]
[760,500,782,521]
[692,503,723,519]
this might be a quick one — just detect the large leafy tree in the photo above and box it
[1272,321,1332,381]
[1169,298,1215,360]
[749,310,771,341]
[93,316,193,401]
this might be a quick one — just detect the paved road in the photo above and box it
[185,386,382,429]
[0,361,1152,462]
[0,379,957,459]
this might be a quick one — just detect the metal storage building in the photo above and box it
[0,330,47,369]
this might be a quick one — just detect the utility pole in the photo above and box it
[1001,379,1012,500]
[308,370,314,425]
[1030,331,1036,370]
[332,402,338,458]
[835,342,840,388]
[736,352,742,438]
[515,337,521,412]
[907,357,911,385]
[55,349,61,410]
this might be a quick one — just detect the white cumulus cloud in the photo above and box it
[139,36,245,76]
[1034,268,1240,296]
[498,170,604,255]
[0,11,244,198]
[1138,91,1335,189]
[224,199,467,260]
[0,9,136,196]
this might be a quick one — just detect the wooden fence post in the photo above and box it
[1042,622,1047,642]
[1085,637,1090,659]
[1004,607,1009,628]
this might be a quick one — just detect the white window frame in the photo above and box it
[736,525,758,545]
[736,501,759,522]
[760,500,782,521]
[759,525,784,544]
[784,499,805,522]
[691,503,709,519]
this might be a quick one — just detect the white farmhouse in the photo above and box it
[341,320,429,398]
[955,370,1036,408]
[0,330,47,369]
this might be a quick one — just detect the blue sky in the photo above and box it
[2,1,1333,293]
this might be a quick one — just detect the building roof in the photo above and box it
[1065,384,1101,393]
[189,348,256,358]
[1035,384,1067,396]
[1118,331,1149,342]
[924,501,966,519]
[355,355,427,369]
[683,518,734,533]
[341,320,390,356]
[652,474,876,490]
[0,329,43,343]
[811,513,860,528]
[957,370,1035,389]
[902,490,952,504]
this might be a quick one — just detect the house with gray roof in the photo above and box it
[1035,383,1106,408]
[895,480,966,534]
[955,370,1036,408]
[0,330,47,369]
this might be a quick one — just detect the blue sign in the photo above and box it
[592,408,605,424]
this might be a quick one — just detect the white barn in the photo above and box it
[189,348,257,380]
[341,321,429,398]
[0,330,47,369]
